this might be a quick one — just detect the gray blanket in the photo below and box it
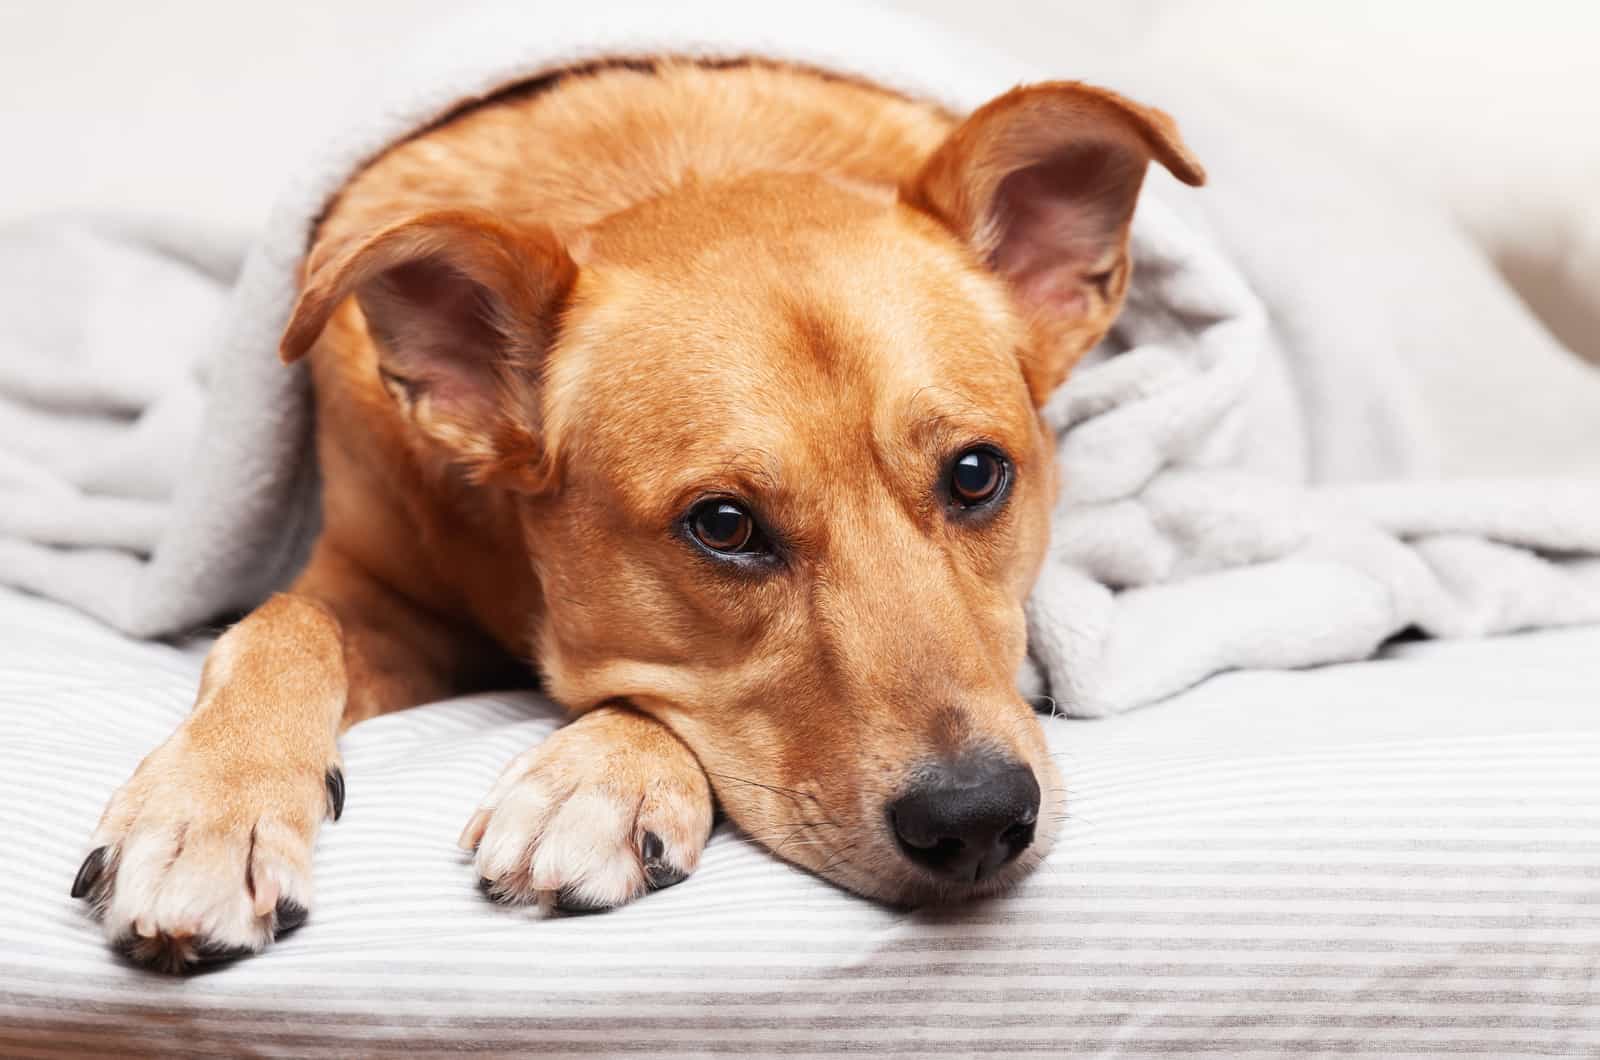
[3,0,1598,716]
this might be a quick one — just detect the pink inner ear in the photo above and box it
[357,257,507,423]
[988,141,1144,316]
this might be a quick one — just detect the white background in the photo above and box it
[3,1,1597,358]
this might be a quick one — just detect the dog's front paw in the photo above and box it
[74,727,342,973]
[461,706,713,912]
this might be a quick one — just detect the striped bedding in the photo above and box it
[3,583,1597,1058]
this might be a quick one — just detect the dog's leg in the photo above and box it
[72,546,469,972]
[463,705,714,912]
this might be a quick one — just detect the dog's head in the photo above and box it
[283,81,1202,903]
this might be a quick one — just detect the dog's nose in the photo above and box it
[888,754,1040,883]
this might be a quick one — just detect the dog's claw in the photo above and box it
[554,886,611,914]
[274,897,309,936]
[640,830,686,890]
[325,768,345,822]
[71,846,110,899]
[190,938,257,968]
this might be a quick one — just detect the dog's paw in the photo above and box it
[460,707,713,912]
[73,728,342,973]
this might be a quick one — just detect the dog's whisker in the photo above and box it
[748,826,835,857]
[765,822,818,853]
[705,772,823,806]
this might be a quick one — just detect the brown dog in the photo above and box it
[71,59,1202,971]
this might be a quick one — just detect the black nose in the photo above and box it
[888,753,1040,884]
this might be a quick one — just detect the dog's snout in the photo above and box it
[888,754,1040,884]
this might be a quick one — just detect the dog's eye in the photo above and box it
[688,499,764,554]
[948,447,1008,508]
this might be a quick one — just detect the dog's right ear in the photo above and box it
[280,209,576,488]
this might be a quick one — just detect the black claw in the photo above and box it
[110,932,180,974]
[555,886,612,914]
[325,768,345,822]
[191,938,257,967]
[645,862,688,890]
[71,846,110,899]
[640,831,686,890]
[110,932,141,963]
[111,931,252,975]
[274,898,309,937]
[641,831,664,862]
[477,876,502,902]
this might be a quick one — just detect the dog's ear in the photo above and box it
[906,82,1204,405]
[280,209,576,488]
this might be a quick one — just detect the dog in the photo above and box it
[70,58,1202,972]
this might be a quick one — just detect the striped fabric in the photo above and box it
[3,583,1597,1058]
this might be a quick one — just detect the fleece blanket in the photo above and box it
[2,1,1599,716]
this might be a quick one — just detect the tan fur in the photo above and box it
[80,60,1201,968]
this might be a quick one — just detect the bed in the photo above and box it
[3,582,1596,1057]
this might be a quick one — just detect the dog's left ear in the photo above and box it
[905,82,1205,404]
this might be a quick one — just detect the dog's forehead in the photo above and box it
[544,184,1033,508]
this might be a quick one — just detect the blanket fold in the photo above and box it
[3,0,1598,715]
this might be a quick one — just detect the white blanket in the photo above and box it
[2,1,1598,715]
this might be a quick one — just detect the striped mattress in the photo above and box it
[3,583,1597,1058]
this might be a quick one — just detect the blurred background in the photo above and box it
[2,0,1596,362]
